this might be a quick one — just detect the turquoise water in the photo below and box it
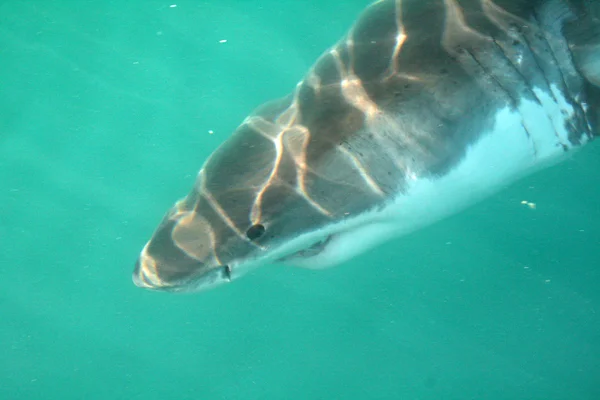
[2,1,600,399]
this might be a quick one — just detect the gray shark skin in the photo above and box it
[133,0,600,293]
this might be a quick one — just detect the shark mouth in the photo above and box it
[276,235,334,263]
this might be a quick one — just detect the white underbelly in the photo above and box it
[286,95,581,269]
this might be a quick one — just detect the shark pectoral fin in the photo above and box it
[573,43,600,87]
[581,56,600,87]
[565,2,600,87]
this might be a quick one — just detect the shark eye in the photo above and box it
[246,224,266,241]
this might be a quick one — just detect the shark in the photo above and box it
[133,0,599,293]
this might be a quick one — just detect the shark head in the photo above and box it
[132,96,395,293]
[133,0,418,293]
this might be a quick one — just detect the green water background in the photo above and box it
[1,1,600,399]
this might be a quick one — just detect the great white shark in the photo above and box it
[133,0,599,293]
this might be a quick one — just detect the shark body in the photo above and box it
[134,0,600,293]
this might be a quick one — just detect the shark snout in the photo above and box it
[132,235,232,293]
[132,256,161,290]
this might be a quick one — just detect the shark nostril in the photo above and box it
[224,265,232,281]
